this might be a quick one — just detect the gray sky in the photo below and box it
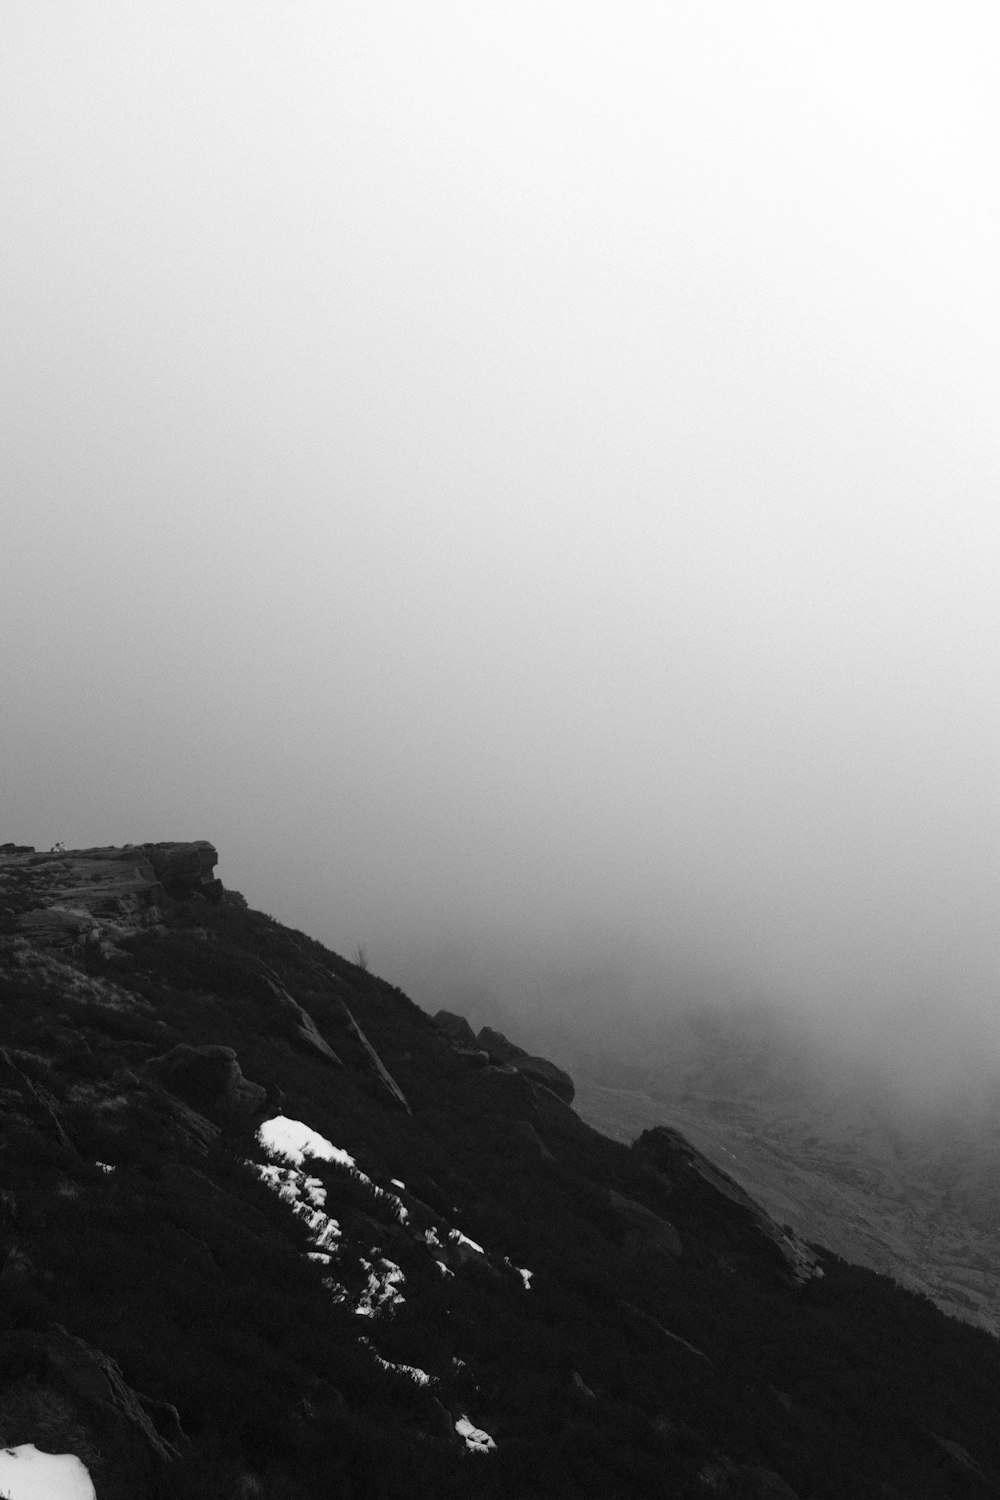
[3,2,998,1072]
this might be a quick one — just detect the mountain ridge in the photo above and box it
[2,840,999,1498]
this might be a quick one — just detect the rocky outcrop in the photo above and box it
[145,1045,267,1123]
[342,1006,411,1112]
[0,841,220,948]
[258,972,344,1066]
[476,1027,575,1104]
[433,1010,478,1048]
[431,1016,575,1102]
[142,841,221,901]
[634,1126,822,1284]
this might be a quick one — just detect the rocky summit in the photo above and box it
[2,842,1000,1499]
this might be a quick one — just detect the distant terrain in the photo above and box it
[526,1005,1000,1334]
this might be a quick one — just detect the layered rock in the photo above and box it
[0,841,220,948]
[474,1026,575,1104]
[432,1012,576,1103]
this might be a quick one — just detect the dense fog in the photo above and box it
[4,3,998,1095]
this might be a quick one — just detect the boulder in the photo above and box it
[514,1055,575,1104]
[145,1044,267,1122]
[476,1026,528,1064]
[142,841,221,901]
[475,1028,575,1102]
[433,1010,478,1048]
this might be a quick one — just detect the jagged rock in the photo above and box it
[515,1054,575,1103]
[634,1127,821,1284]
[607,1190,683,1259]
[476,1027,576,1103]
[476,1026,528,1064]
[146,1044,267,1121]
[258,974,344,1065]
[342,1006,411,1112]
[570,1371,596,1401]
[451,1046,490,1067]
[142,841,221,900]
[433,1010,478,1048]
[1,841,221,949]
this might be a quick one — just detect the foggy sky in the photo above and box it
[3,3,998,1078]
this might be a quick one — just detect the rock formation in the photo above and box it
[432,1015,576,1103]
[0,841,220,949]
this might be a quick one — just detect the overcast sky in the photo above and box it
[3,2,998,1070]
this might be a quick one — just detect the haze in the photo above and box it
[3,3,998,1087]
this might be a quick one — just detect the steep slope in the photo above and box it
[538,1002,1000,1333]
[2,843,1000,1499]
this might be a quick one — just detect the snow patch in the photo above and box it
[257,1116,355,1170]
[355,1256,406,1317]
[363,1342,433,1386]
[0,1443,96,1499]
[251,1163,341,1252]
[449,1229,485,1256]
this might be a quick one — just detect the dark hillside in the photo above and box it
[1,842,999,1498]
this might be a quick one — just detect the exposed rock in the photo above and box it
[145,1044,267,1122]
[476,1026,528,1064]
[1,840,221,950]
[607,1189,683,1259]
[258,973,344,1065]
[0,1047,77,1156]
[932,1433,991,1483]
[142,841,221,901]
[476,1027,576,1103]
[624,1303,712,1365]
[342,1005,411,1112]
[433,1010,478,1048]
[514,1054,575,1104]
[451,1046,490,1067]
[634,1126,822,1284]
